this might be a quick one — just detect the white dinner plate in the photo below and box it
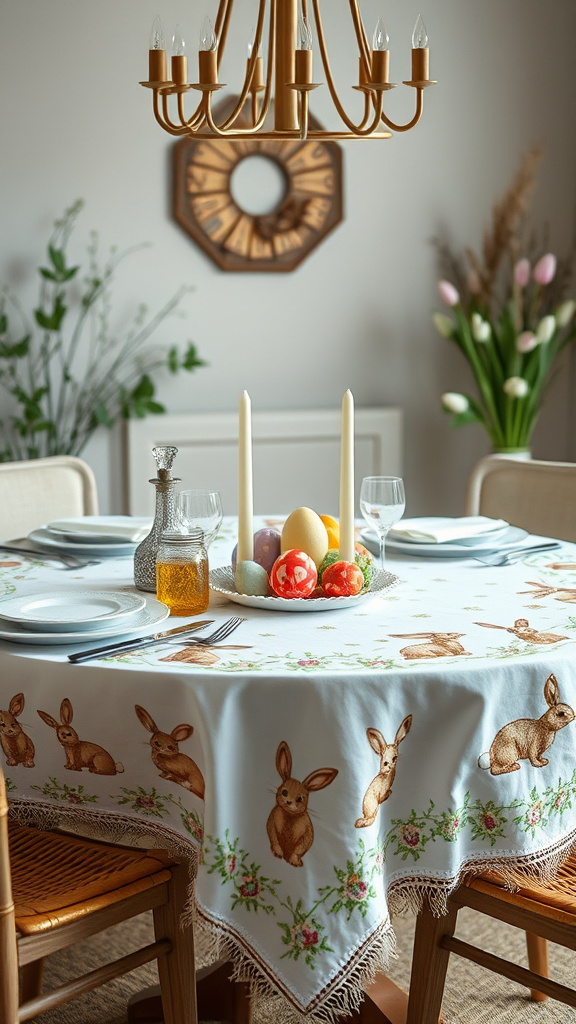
[28,527,140,558]
[209,565,399,611]
[46,516,152,544]
[0,597,169,646]
[361,526,529,559]
[0,590,146,632]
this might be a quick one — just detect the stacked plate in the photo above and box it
[361,516,529,559]
[27,516,153,558]
[0,589,169,646]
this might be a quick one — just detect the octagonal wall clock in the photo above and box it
[173,102,343,272]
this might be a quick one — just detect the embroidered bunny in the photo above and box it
[355,716,412,828]
[266,741,338,866]
[37,698,123,774]
[135,705,205,798]
[389,633,471,659]
[475,618,568,644]
[478,674,574,776]
[0,693,35,767]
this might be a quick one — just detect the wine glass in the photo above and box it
[176,489,223,548]
[360,476,406,569]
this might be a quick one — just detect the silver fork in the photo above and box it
[473,543,560,566]
[171,615,247,645]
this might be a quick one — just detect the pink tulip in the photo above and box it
[513,258,531,288]
[438,280,460,307]
[516,331,537,353]
[532,253,557,286]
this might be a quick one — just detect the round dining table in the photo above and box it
[1,516,576,1024]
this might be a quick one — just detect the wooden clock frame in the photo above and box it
[173,108,343,272]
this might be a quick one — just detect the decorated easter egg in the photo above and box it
[319,514,340,550]
[235,560,270,596]
[253,528,281,573]
[322,560,364,597]
[318,549,374,588]
[281,508,328,567]
[231,528,281,573]
[269,549,318,599]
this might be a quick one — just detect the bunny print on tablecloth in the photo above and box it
[266,741,338,867]
[0,693,35,768]
[355,716,413,828]
[37,698,124,775]
[476,618,568,644]
[478,674,575,776]
[389,633,472,659]
[135,705,205,799]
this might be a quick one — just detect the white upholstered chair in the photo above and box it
[0,456,98,540]
[465,456,576,543]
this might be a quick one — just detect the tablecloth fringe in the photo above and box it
[193,913,397,1024]
[387,828,576,918]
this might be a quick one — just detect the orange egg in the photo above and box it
[319,514,340,550]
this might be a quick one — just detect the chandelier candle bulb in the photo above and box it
[339,390,355,563]
[199,49,218,85]
[411,15,429,81]
[148,16,167,82]
[295,47,313,85]
[171,25,188,85]
[237,390,254,563]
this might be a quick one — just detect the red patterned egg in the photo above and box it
[269,549,318,599]
[321,560,364,597]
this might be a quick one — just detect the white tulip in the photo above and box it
[441,392,469,414]
[535,314,556,344]
[471,312,491,342]
[503,376,529,399]
[557,300,576,328]
[433,312,454,339]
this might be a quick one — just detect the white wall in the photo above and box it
[1,0,575,518]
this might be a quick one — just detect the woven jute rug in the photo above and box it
[40,909,576,1024]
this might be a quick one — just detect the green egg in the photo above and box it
[235,560,270,596]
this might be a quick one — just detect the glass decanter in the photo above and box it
[133,445,181,592]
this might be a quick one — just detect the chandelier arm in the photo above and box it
[299,91,309,139]
[178,91,207,132]
[347,0,371,79]
[159,91,204,134]
[150,91,193,135]
[311,0,380,134]
[218,0,271,130]
[380,88,424,132]
[214,0,234,71]
[203,92,269,136]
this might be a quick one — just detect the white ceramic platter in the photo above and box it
[0,590,146,632]
[28,527,139,558]
[0,597,169,646]
[362,525,529,559]
[209,566,399,612]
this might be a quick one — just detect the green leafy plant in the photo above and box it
[0,200,206,461]
[432,148,576,451]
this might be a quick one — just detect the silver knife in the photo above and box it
[68,619,214,664]
[0,542,82,563]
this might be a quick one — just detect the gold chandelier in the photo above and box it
[141,1,435,142]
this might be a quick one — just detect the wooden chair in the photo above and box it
[0,768,198,1024]
[0,455,99,540]
[406,855,576,1022]
[465,456,576,543]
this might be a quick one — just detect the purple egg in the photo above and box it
[253,529,281,573]
[231,529,281,573]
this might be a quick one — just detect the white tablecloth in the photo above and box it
[2,518,576,1024]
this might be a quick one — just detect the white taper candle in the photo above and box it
[339,389,355,562]
[237,390,254,562]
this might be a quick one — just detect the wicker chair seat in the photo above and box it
[9,820,173,934]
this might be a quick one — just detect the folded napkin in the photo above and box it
[390,516,509,544]
[47,516,152,543]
